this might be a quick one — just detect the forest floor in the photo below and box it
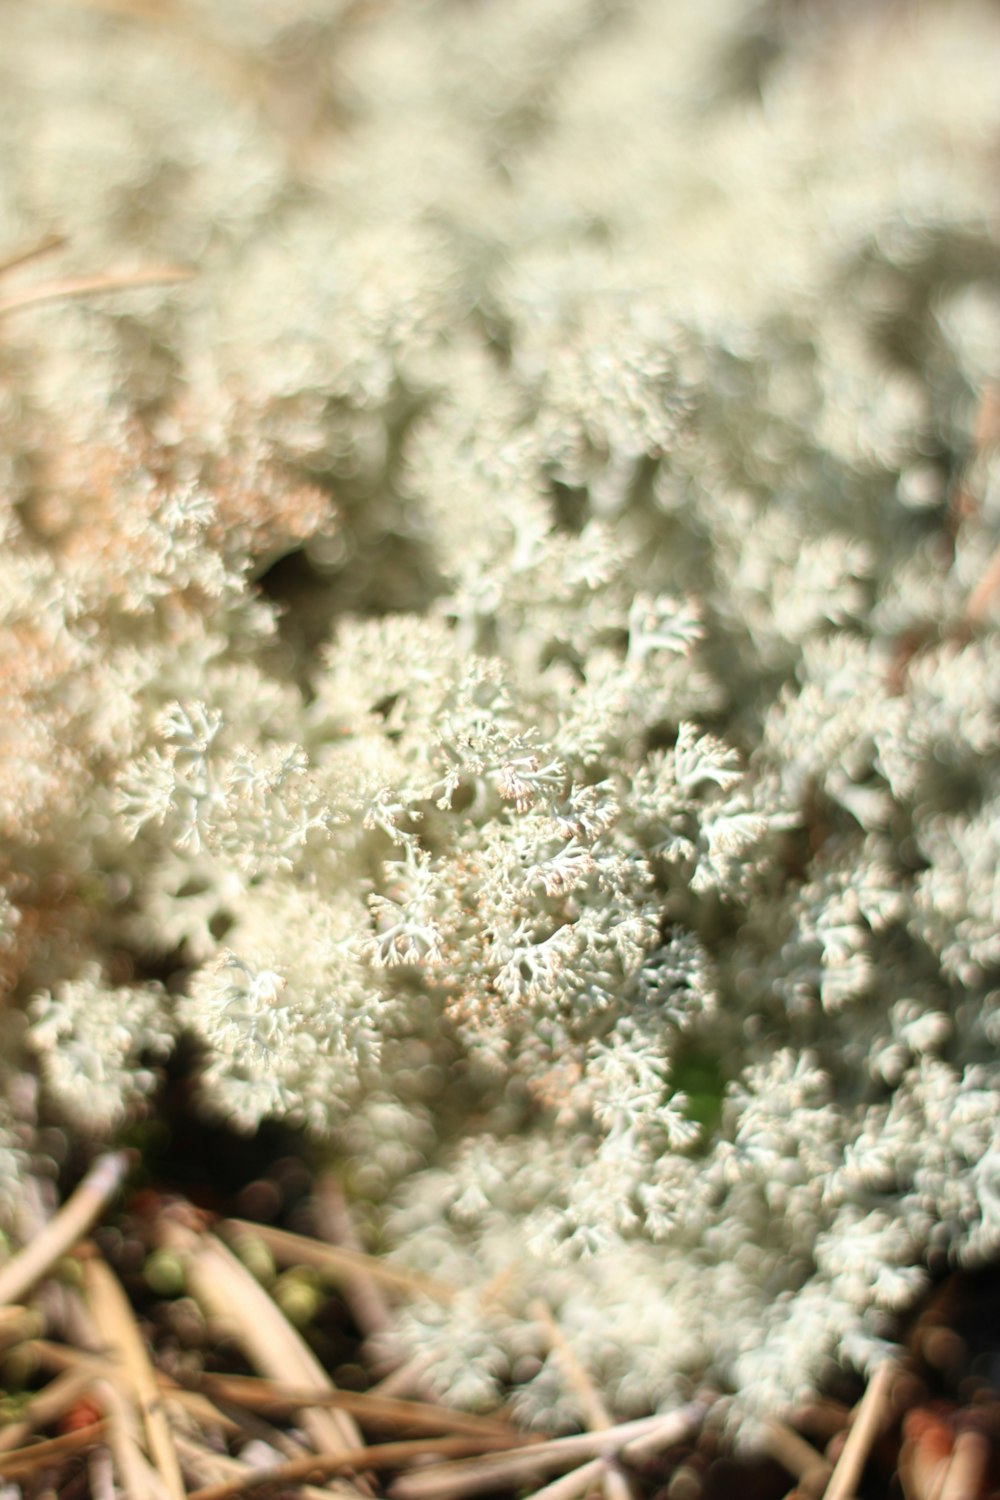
[0,1103,998,1500]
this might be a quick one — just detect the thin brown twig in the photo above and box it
[221,1218,456,1303]
[611,1404,716,1467]
[154,1385,244,1439]
[790,1399,851,1448]
[170,1430,346,1500]
[388,1403,709,1500]
[91,1376,161,1500]
[89,1443,117,1500]
[64,0,179,19]
[28,1346,508,1448]
[531,1300,611,1432]
[528,1457,608,1500]
[965,541,1000,623]
[530,1301,637,1500]
[0,1304,39,1349]
[370,1351,439,1399]
[54,0,276,130]
[184,1435,527,1500]
[0,1152,130,1308]
[313,1174,396,1339]
[171,1430,273,1487]
[174,1388,339,1479]
[952,382,1000,621]
[759,1418,832,1496]
[27,1340,123,1381]
[938,1426,991,1500]
[159,1215,364,1461]
[83,1252,186,1500]
[190,1371,525,1440]
[972,384,1000,455]
[0,232,69,278]
[898,1413,951,1500]
[822,1361,896,1500]
[478,1262,521,1310]
[0,266,193,315]
[601,1460,639,1500]
[0,1369,97,1454]
[0,1422,107,1478]
[307,1174,436,1402]
[201,1399,311,1463]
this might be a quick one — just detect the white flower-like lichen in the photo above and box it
[0,0,999,1438]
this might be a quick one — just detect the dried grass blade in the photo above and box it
[528,1458,608,1500]
[27,1339,123,1380]
[90,1442,118,1500]
[0,1152,129,1307]
[966,543,1000,623]
[0,232,68,277]
[0,266,193,315]
[370,1351,438,1399]
[160,1216,363,1460]
[221,1219,456,1303]
[760,1418,832,1495]
[938,1426,991,1500]
[30,1347,287,1447]
[0,1421,107,1478]
[313,1174,395,1339]
[0,1368,96,1454]
[388,1404,708,1500]
[172,1430,357,1500]
[190,1371,525,1440]
[822,1362,896,1500]
[64,0,178,19]
[206,1403,310,1462]
[92,1376,165,1500]
[156,1384,244,1438]
[530,1301,638,1500]
[83,1253,186,1500]
[0,1305,38,1350]
[602,1463,638,1500]
[531,1300,611,1432]
[617,1402,713,1467]
[184,1435,529,1500]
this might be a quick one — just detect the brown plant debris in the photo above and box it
[0,1159,998,1500]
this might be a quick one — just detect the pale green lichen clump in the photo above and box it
[2,0,1000,1428]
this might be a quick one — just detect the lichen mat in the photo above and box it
[1,0,999,1432]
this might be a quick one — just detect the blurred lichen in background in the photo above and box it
[2,0,1000,1431]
